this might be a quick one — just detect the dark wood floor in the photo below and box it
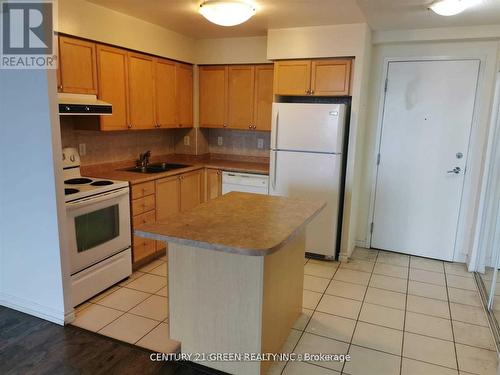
[0,306,227,375]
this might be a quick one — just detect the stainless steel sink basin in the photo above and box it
[122,163,190,174]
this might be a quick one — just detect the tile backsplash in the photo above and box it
[60,117,270,165]
[60,117,176,165]
[207,129,270,157]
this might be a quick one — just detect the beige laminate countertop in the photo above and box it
[135,192,325,256]
[82,154,269,185]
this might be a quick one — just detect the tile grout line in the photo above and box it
[73,266,169,340]
[354,292,486,326]
[279,258,342,375]
[93,291,158,335]
[399,255,410,375]
[133,320,163,346]
[443,259,461,372]
[340,250,379,375]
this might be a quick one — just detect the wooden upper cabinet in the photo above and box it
[97,45,129,131]
[180,170,203,212]
[156,176,180,222]
[273,60,311,96]
[128,52,156,129]
[227,65,255,130]
[274,58,353,97]
[176,63,194,128]
[154,58,177,128]
[254,65,274,131]
[205,169,222,202]
[58,36,98,94]
[199,65,228,128]
[311,59,351,96]
[200,64,273,131]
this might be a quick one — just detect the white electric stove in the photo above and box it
[63,147,132,307]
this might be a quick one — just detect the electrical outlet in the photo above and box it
[78,143,86,156]
[217,136,223,146]
[183,136,190,146]
[257,138,264,149]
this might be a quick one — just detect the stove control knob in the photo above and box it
[85,106,90,112]
[65,106,70,112]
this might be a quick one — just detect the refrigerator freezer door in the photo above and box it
[269,150,342,257]
[271,102,346,153]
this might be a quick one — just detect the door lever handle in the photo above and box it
[447,167,461,174]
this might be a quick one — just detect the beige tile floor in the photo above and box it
[71,254,179,353]
[73,249,499,375]
[270,248,499,375]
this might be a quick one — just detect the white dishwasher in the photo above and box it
[222,171,269,195]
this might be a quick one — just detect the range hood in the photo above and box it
[58,93,112,115]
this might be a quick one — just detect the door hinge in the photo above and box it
[370,222,374,234]
[376,153,381,166]
[384,78,388,93]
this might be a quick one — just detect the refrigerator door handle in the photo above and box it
[270,151,277,191]
[274,111,279,150]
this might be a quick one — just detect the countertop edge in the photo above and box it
[134,200,326,256]
[85,163,269,186]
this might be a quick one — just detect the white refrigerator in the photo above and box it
[269,102,347,258]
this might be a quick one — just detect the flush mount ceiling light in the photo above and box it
[429,0,481,16]
[199,0,256,26]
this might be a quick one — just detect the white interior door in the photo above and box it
[372,59,480,260]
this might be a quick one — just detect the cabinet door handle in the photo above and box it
[128,124,133,129]
[223,124,227,128]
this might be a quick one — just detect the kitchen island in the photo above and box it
[135,192,325,375]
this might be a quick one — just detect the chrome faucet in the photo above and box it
[138,150,151,168]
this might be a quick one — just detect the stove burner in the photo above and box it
[65,178,93,185]
[65,188,79,195]
[90,180,114,186]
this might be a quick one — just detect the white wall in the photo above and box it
[357,39,500,263]
[0,69,71,324]
[267,23,372,261]
[373,24,500,45]
[58,0,196,63]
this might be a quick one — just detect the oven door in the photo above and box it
[66,187,131,275]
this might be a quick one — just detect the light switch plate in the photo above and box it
[183,136,190,146]
[217,136,223,146]
[257,138,264,149]
[78,143,86,156]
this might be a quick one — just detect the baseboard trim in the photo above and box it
[355,239,369,249]
[0,292,66,326]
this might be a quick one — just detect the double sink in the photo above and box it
[123,162,190,174]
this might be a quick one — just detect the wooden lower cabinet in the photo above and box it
[156,175,181,222]
[131,169,204,265]
[180,170,203,212]
[131,183,157,264]
[205,169,222,202]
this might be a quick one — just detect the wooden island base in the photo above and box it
[168,230,305,375]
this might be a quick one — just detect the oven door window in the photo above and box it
[75,205,120,252]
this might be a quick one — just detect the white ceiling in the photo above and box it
[87,0,500,38]
[86,0,366,38]
[358,0,500,30]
